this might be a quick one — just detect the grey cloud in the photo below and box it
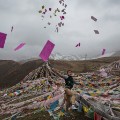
[100,35,120,52]
[103,14,120,22]
[0,0,120,60]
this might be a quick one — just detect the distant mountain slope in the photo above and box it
[50,51,120,61]
[0,60,44,88]
[19,58,40,64]
[0,57,120,89]
[17,51,120,62]
[112,51,120,56]
[50,53,84,60]
[0,60,20,79]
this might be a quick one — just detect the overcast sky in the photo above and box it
[0,0,120,60]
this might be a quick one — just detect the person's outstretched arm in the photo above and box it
[73,79,83,86]
[73,79,80,85]
[51,68,65,79]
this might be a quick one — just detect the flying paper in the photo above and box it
[102,49,106,55]
[38,10,42,13]
[49,8,52,11]
[55,26,59,32]
[48,22,51,25]
[43,12,46,14]
[60,16,65,20]
[91,16,97,22]
[94,30,99,34]
[45,9,47,13]
[54,13,57,16]
[76,43,80,47]
[41,15,44,18]
[58,22,64,27]
[39,40,55,61]
[14,43,26,51]
[61,9,65,12]
[65,4,67,8]
[58,23,61,27]
[59,1,62,4]
[11,26,14,32]
[42,6,45,9]
[38,0,67,32]
[0,32,7,48]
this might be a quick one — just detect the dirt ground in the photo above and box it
[18,111,92,120]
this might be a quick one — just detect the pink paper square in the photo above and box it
[102,49,106,55]
[0,32,7,48]
[39,40,55,61]
[14,43,26,51]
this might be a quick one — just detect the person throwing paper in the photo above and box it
[51,67,82,112]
